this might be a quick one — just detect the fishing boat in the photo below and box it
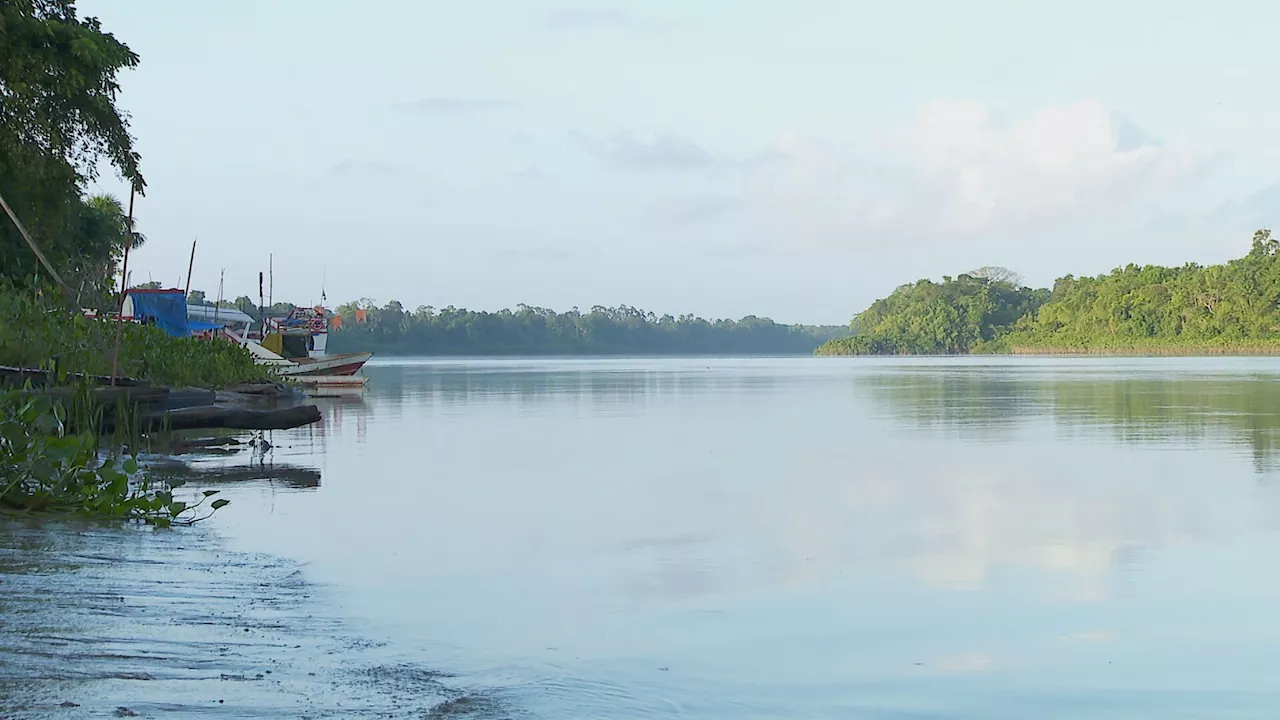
[256,306,372,377]
[183,301,371,382]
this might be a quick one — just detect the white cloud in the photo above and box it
[744,99,1213,251]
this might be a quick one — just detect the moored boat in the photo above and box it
[273,351,373,377]
[256,306,372,376]
[184,302,373,379]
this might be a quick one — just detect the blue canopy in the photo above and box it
[126,289,190,338]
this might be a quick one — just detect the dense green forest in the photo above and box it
[818,233,1280,356]
[1005,230,1280,353]
[324,302,847,355]
[816,268,1049,355]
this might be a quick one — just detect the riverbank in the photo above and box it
[1008,344,1280,356]
[814,330,1280,356]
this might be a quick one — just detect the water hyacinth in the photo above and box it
[0,388,228,526]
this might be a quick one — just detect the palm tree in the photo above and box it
[67,194,147,308]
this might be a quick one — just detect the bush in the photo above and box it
[0,284,271,388]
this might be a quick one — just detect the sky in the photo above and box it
[81,0,1280,324]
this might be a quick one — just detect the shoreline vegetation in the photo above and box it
[0,3,257,521]
[816,232,1280,357]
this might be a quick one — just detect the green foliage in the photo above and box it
[0,388,227,525]
[817,273,1049,355]
[818,230,1280,356]
[1,0,144,289]
[64,193,145,307]
[0,283,271,387]
[1007,230,1280,353]
[325,301,847,355]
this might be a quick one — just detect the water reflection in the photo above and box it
[285,358,1280,717]
[363,359,782,416]
[12,358,1280,718]
[147,439,325,490]
[851,362,1280,471]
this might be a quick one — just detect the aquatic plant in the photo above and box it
[0,388,228,526]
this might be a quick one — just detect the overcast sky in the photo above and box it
[82,0,1280,324]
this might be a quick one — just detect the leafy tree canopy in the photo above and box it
[818,273,1049,355]
[1007,229,1280,352]
[0,0,143,294]
[820,230,1280,355]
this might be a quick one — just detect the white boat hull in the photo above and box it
[273,352,373,377]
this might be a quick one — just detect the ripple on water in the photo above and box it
[0,520,512,718]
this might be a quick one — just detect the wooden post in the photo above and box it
[183,237,197,299]
[109,185,137,387]
[258,271,266,339]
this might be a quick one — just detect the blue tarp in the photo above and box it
[127,290,190,338]
[188,320,222,332]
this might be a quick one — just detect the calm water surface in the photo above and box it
[9,356,1280,718]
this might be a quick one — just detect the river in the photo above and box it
[6,357,1280,718]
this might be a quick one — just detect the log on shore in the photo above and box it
[140,404,322,432]
[220,381,295,398]
[165,388,218,410]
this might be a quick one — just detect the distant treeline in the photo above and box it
[327,302,848,355]
[818,230,1280,356]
